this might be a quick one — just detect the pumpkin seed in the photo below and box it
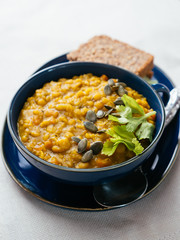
[97,110,105,119]
[105,108,114,117]
[114,97,124,105]
[82,150,93,163]
[97,129,106,133]
[112,85,119,91]
[71,136,81,143]
[78,138,88,153]
[111,112,121,117]
[86,110,97,123]
[104,105,115,110]
[115,82,122,87]
[90,141,103,155]
[108,79,115,86]
[117,82,127,87]
[122,83,127,87]
[83,121,98,133]
[104,84,112,95]
[117,85,127,96]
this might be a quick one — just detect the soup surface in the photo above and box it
[18,74,155,168]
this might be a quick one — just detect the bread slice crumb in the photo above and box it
[67,35,154,77]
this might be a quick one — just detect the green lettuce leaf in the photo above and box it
[109,94,156,133]
[109,110,156,133]
[135,121,155,142]
[111,125,135,141]
[102,94,156,157]
[132,138,144,155]
[101,141,119,156]
[116,105,132,118]
[102,125,144,156]
[125,111,156,132]
[121,94,144,115]
[108,115,129,124]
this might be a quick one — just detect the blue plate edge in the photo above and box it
[1,54,180,211]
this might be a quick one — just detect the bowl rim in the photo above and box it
[7,61,166,173]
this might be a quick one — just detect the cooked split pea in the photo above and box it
[18,74,155,168]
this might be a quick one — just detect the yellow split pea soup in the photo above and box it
[18,74,155,168]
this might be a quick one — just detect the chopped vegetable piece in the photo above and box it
[102,125,144,156]
[121,94,144,115]
[109,94,156,136]
[109,108,156,133]
[136,121,155,142]
[101,141,118,156]
[102,94,156,158]
[125,111,156,132]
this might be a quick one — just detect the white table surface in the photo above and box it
[0,0,180,239]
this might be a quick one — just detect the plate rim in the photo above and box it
[1,54,180,211]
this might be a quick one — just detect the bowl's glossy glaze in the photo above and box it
[7,62,165,185]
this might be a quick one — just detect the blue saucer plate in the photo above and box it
[1,54,180,211]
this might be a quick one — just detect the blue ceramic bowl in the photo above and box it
[7,62,167,185]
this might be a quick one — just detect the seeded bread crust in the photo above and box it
[67,35,154,77]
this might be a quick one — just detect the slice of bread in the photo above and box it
[67,35,154,77]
